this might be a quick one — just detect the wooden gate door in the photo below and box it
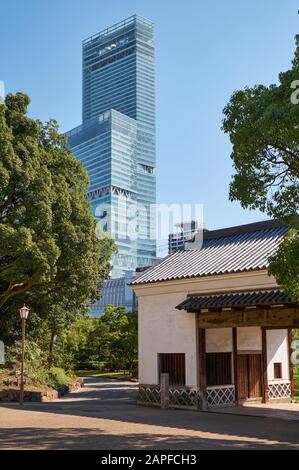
[237,354,262,400]
[248,354,262,398]
[237,355,248,400]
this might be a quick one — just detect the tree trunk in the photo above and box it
[48,333,57,367]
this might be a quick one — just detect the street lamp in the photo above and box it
[19,304,29,405]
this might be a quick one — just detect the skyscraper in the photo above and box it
[67,15,156,281]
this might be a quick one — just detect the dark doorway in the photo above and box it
[158,353,186,386]
[237,354,262,399]
[206,352,232,386]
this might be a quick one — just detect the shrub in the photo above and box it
[47,367,75,390]
[1,343,76,392]
[25,367,75,391]
[5,340,45,372]
[27,369,51,388]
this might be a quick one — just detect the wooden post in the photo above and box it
[199,328,207,410]
[195,314,201,409]
[288,329,295,402]
[20,318,26,406]
[261,327,268,403]
[232,327,238,405]
[160,373,169,408]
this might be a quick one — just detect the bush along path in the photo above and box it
[0,365,83,402]
[0,340,83,402]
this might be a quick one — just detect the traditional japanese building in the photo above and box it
[131,219,298,409]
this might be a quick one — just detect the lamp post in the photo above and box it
[19,304,29,405]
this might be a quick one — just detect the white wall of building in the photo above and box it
[206,328,232,352]
[237,327,262,351]
[266,329,289,382]
[205,327,262,352]
[138,292,198,387]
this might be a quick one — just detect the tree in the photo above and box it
[101,306,138,372]
[0,93,115,336]
[45,231,116,366]
[222,36,299,299]
[45,308,138,373]
[55,315,108,370]
[268,228,299,300]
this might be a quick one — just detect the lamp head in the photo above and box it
[19,305,29,320]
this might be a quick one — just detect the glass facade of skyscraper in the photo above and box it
[67,15,156,279]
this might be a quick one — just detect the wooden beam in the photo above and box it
[195,307,299,329]
[237,349,262,355]
[232,327,238,405]
[261,327,268,403]
[198,328,207,411]
[288,329,295,401]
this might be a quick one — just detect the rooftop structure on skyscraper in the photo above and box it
[168,220,205,254]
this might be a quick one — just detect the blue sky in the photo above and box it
[1,0,298,238]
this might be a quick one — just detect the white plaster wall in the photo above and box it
[138,292,198,387]
[206,328,232,352]
[266,329,289,382]
[237,327,262,351]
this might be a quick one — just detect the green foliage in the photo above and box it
[25,368,50,388]
[56,315,104,370]
[0,92,116,363]
[0,91,131,376]
[101,306,138,373]
[1,305,138,385]
[222,49,299,218]
[10,367,74,391]
[0,92,115,315]
[222,37,299,299]
[5,339,45,372]
[269,228,299,300]
[2,338,74,390]
[54,307,138,374]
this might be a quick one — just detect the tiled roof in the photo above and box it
[176,290,296,312]
[131,220,288,285]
